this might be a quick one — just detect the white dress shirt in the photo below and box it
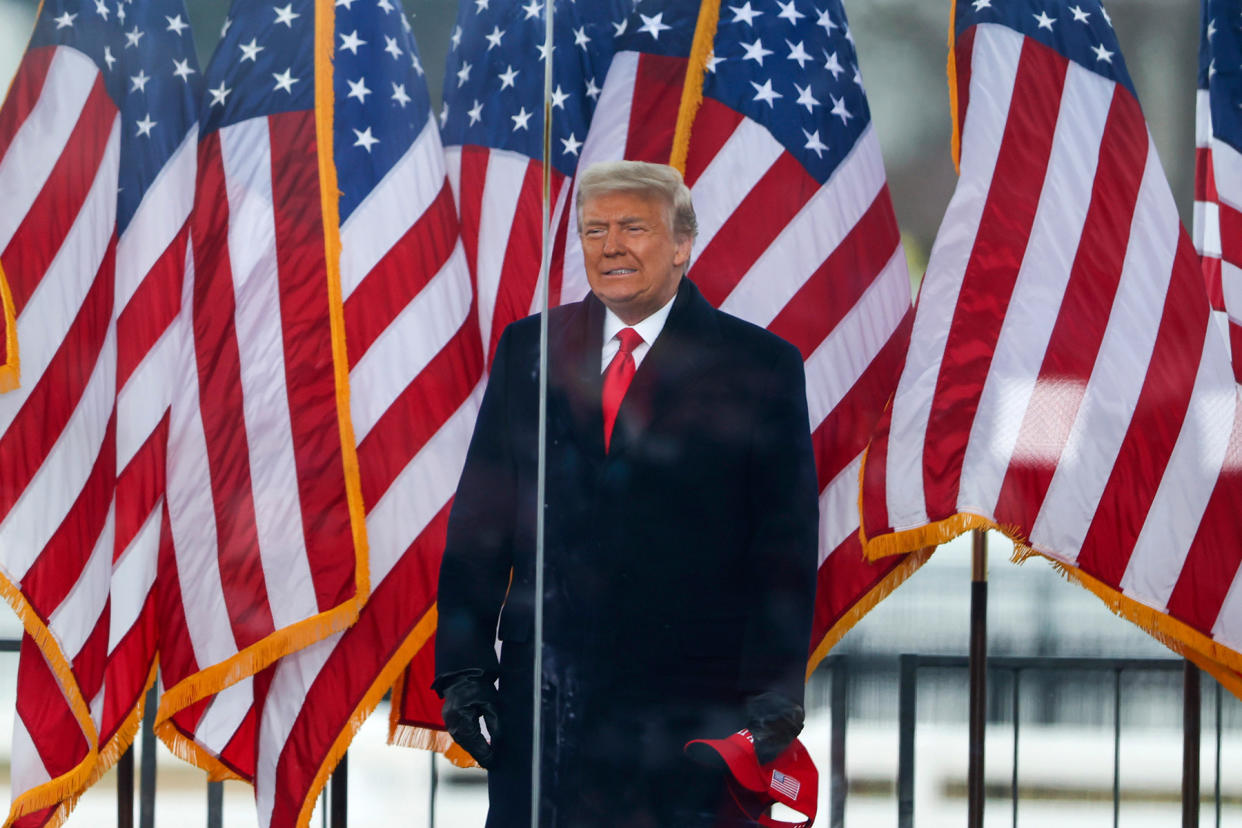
[600,291,677,372]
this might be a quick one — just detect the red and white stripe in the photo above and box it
[862,24,1242,683]
[1194,88,1242,384]
[157,109,365,774]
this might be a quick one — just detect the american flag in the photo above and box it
[248,0,485,822]
[0,0,199,824]
[1196,0,1242,383]
[770,768,802,800]
[861,0,1242,694]
[135,1,482,822]
[394,0,922,745]
[155,0,372,782]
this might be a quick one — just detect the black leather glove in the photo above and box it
[746,691,804,765]
[439,670,501,769]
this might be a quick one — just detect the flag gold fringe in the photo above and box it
[858,500,1242,701]
[861,511,998,562]
[388,722,478,769]
[0,576,98,823]
[856,437,1008,561]
[314,0,371,608]
[806,545,935,678]
[669,0,722,175]
[155,599,360,747]
[153,718,246,783]
[0,261,18,393]
[293,607,440,828]
[947,0,962,172]
[1027,552,1242,700]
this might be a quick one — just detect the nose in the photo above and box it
[602,226,624,255]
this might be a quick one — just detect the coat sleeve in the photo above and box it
[738,340,820,705]
[434,326,519,688]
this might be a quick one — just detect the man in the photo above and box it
[434,161,819,827]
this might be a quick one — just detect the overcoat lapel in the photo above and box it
[609,279,719,457]
[551,292,606,459]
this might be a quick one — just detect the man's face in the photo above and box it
[580,190,692,325]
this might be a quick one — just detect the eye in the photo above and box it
[583,227,605,239]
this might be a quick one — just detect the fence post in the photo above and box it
[429,750,438,828]
[117,746,134,828]
[1010,669,1020,827]
[330,752,348,828]
[207,781,223,828]
[898,654,917,828]
[967,531,988,828]
[1183,661,1200,828]
[140,686,157,828]
[830,656,848,828]
[1113,668,1121,828]
[1216,680,1223,828]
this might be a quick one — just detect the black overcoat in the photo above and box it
[435,278,820,828]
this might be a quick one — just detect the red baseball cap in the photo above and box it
[684,729,818,828]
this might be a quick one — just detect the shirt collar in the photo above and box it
[602,288,677,349]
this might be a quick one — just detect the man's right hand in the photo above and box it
[746,691,804,765]
[440,672,501,769]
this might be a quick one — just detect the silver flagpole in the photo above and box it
[531,0,556,825]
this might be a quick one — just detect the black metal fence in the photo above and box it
[4,643,1237,827]
[887,654,1232,828]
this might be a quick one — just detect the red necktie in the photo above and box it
[602,327,643,452]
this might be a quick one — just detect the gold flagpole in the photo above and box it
[669,0,721,173]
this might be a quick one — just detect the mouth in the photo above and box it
[603,268,637,276]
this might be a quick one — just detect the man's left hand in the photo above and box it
[440,672,501,769]
[746,692,804,765]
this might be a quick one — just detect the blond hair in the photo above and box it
[576,160,698,240]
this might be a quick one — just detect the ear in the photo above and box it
[673,234,692,270]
